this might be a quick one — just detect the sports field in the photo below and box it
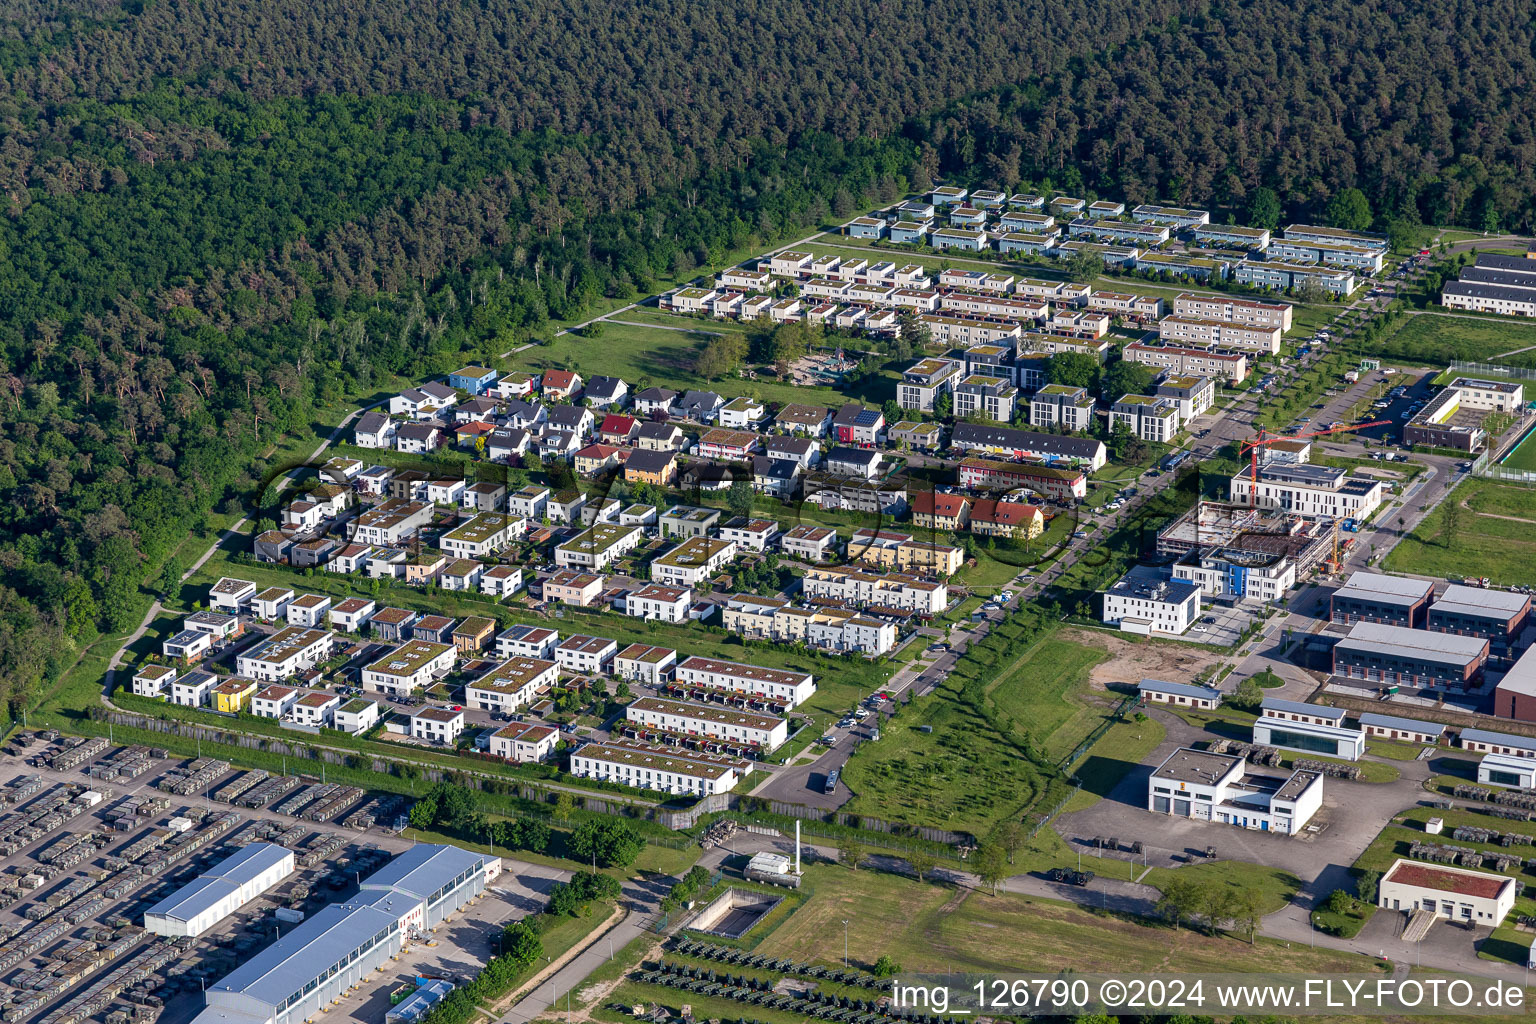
[1500,424,1536,471]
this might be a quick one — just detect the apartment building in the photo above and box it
[1110,394,1182,442]
[916,314,1022,349]
[800,565,948,616]
[1029,384,1095,431]
[1233,259,1356,296]
[1267,237,1385,273]
[613,643,679,685]
[1172,293,1293,331]
[1158,315,1282,355]
[1123,341,1249,383]
[556,634,618,675]
[361,641,457,696]
[956,457,1088,501]
[1153,374,1215,420]
[949,422,1108,470]
[1229,464,1384,518]
[496,624,560,660]
[440,513,517,560]
[351,499,433,547]
[465,657,558,714]
[570,742,746,796]
[952,375,1019,422]
[235,628,334,683]
[542,570,605,607]
[780,525,839,562]
[1101,569,1202,635]
[626,696,788,751]
[674,656,816,708]
[554,523,644,571]
[849,528,962,576]
[624,584,692,623]
[651,537,737,588]
[897,358,964,412]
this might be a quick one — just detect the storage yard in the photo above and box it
[0,730,528,1024]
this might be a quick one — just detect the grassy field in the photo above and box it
[838,619,1109,836]
[1501,425,1536,471]
[1382,477,1536,585]
[1062,712,1166,811]
[504,318,897,409]
[1364,313,1536,369]
[750,864,1368,975]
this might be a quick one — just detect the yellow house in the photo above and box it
[896,540,963,576]
[969,498,1045,541]
[211,677,259,713]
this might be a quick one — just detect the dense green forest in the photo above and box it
[0,0,1532,717]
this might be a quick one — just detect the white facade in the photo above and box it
[570,743,743,796]
[144,843,295,938]
[1378,858,1515,926]
[1100,572,1201,635]
[555,635,618,675]
[489,723,558,763]
[409,706,465,744]
[624,584,692,623]
[1478,753,1536,790]
[1252,714,1366,761]
[674,656,815,708]
[465,658,558,713]
[800,566,947,615]
[626,697,788,750]
[235,628,334,683]
[1147,747,1323,835]
[362,641,456,696]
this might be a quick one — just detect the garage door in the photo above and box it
[1174,799,1191,816]
[1152,796,1170,813]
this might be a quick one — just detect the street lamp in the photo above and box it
[841,919,849,968]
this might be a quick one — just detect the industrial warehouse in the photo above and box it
[143,842,295,938]
[192,844,500,1024]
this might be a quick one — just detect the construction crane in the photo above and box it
[1238,420,1391,507]
[1237,419,1391,571]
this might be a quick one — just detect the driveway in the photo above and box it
[1056,710,1428,889]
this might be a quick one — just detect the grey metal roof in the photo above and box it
[1260,697,1346,722]
[1138,678,1221,701]
[1461,728,1536,752]
[1494,646,1536,699]
[1336,572,1433,605]
[1338,622,1488,663]
[357,843,487,902]
[1459,267,1536,291]
[144,876,239,925]
[1358,711,1446,736]
[207,844,489,1012]
[1433,584,1530,617]
[1441,280,1536,305]
[209,901,403,1010]
[207,842,293,884]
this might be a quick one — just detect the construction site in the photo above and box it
[1157,501,1341,575]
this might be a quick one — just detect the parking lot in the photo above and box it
[0,732,559,1024]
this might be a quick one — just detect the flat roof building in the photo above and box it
[1331,572,1434,628]
[1429,583,1530,646]
[1478,752,1536,790]
[1148,747,1323,835]
[1253,714,1366,761]
[1333,621,1489,688]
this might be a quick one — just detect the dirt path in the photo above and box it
[1460,496,1536,525]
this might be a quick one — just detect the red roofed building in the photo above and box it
[573,444,630,476]
[969,498,1044,540]
[542,369,583,400]
[1379,858,1515,925]
[454,421,497,447]
[599,413,639,444]
[910,492,971,532]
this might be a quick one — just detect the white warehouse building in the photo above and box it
[1378,858,1516,927]
[1147,747,1324,834]
[144,842,295,938]
[191,844,499,1024]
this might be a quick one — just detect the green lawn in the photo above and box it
[837,623,1113,836]
[1062,712,1166,812]
[1364,314,1536,369]
[752,864,1372,976]
[1382,477,1536,585]
[1501,426,1536,471]
[505,319,895,409]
